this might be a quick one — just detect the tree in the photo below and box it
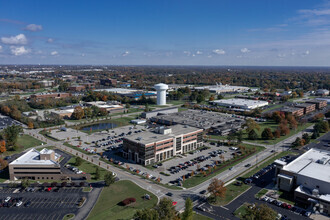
[155,198,177,220]
[182,198,193,220]
[261,128,274,140]
[75,157,83,166]
[235,130,243,143]
[248,129,259,140]
[243,118,260,133]
[302,133,311,144]
[0,158,8,170]
[3,125,22,147]
[273,129,281,138]
[72,106,85,120]
[0,140,6,153]
[272,111,283,123]
[126,103,131,108]
[104,172,115,186]
[314,121,329,133]
[196,94,205,103]
[21,178,30,189]
[134,208,159,220]
[243,203,277,220]
[95,167,101,180]
[311,130,319,139]
[292,137,304,148]
[27,121,34,129]
[207,178,226,202]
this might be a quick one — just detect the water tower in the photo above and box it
[154,83,168,105]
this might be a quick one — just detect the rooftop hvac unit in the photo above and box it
[312,189,319,197]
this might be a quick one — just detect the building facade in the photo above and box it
[123,125,203,165]
[306,100,327,109]
[295,103,316,115]
[275,149,330,215]
[280,107,304,117]
[9,148,90,181]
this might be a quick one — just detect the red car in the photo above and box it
[281,203,288,208]
[172,201,177,206]
[46,187,52,192]
[287,204,292,210]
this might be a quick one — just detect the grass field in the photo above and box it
[87,180,157,220]
[193,213,212,220]
[4,134,45,156]
[255,188,268,199]
[242,121,313,145]
[67,156,108,182]
[234,203,249,219]
[182,144,265,188]
[211,183,251,206]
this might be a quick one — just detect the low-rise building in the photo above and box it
[85,101,124,113]
[141,107,178,119]
[275,148,330,215]
[212,98,269,110]
[123,125,203,165]
[30,92,71,101]
[295,103,316,115]
[100,78,117,86]
[316,89,329,96]
[50,109,74,119]
[9,148,90,181]
[69,85,85,92]
[280,107,304,117]
[306,100,327,109]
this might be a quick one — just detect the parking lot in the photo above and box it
[0,187,88,220]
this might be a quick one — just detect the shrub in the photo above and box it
[121,197,136,206]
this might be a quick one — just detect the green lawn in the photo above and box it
[193,213,213,220]
[255,188,268,199]
[4,134,45,156]
[242,121,313,145]
[183,145,265,188]
[87,180,158,220]
[211,183,251,206]
[39,130,60,141]
[67,156,108,182]
[234,203,249,219]
[62,214,75,220]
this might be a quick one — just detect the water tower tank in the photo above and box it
[154,83,168,105]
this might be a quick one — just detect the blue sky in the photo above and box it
[1,0,330,66]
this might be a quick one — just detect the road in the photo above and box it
[22,123,315,214]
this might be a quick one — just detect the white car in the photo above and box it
[5,196,11,202]
[16,201,23,207]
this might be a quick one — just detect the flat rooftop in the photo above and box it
[212,98,268,107]
[283,148,330,183]
[151,109,243,129]
[124,124,202,145]
[280,106,302,112]
[10,148,60,166]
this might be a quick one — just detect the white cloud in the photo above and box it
[207,55,212,58]
[196,50,203,55]
[10,46,29,56]
[0,45,2,52]
[183,51,191,56]
[212,49,226,55]
[241,48,251,53]
[302,50,310,56]
[81,53,85,57]
[277,53,286,58]
[122,51,130,56]
[298,9,330,16]
[1,34,27,45]
[47,38,54,43]
[51,51,58,56]
[24,24,43,32]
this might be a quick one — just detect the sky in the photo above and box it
[1,0,330,66]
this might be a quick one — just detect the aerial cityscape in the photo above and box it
[0,1,330,220]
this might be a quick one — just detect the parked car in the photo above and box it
[16,201,23,207]
[200,190,207,194]
[166,192,173,197]
[5,197,11,202]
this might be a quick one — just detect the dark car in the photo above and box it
[245,163,251,167]
[24,201,31,207]
[200,190,207,194]
[166,192,173,197]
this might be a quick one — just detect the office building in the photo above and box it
[123,125,203,165]
[212,98,269,110]
[275,148,330,215]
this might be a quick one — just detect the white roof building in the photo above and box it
[9,148,60,166]
[212,98,268,109]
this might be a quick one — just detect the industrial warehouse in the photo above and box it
[123,125,203,165]
[150,109,244,133]
[212,98,269,110]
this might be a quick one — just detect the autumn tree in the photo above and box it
[273,129,281,138]
[72,106,85,120]
[272,111,284,123]
[207,178,227,203]
[27,121,34,129]
[0,140,6,153]
[261,128,274,140]
[0,158,8,170]
[243,118,260,133]
[243,203,277,220]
